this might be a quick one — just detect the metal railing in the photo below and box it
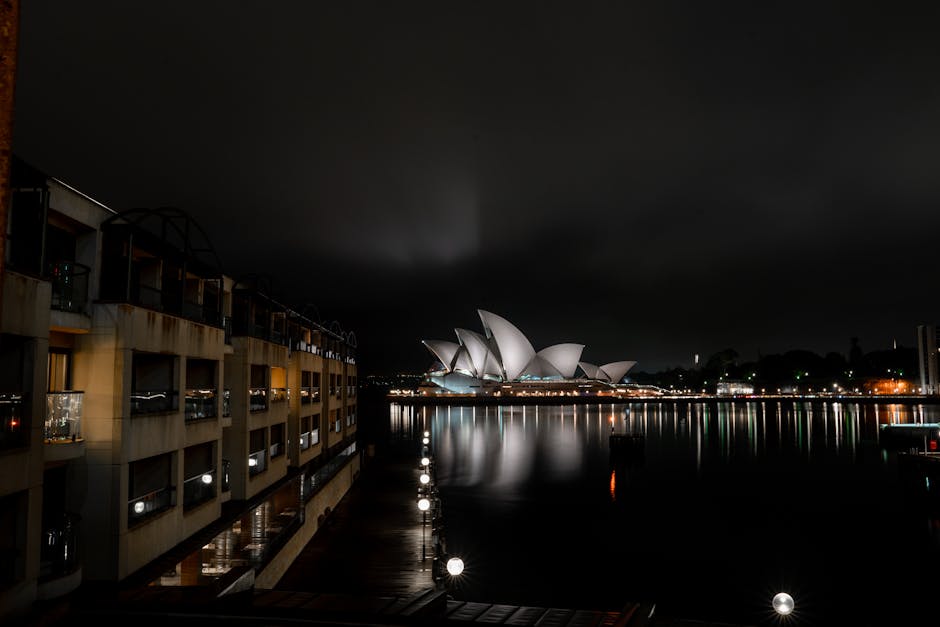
[300,386,313,405]
[127,486,175,525]
[182,468,217,509]
[270,387,288,403]
[44,391,83,442]
[130,389,178,414]
[184,388,217,421]
[222,389,231,417]
[249,388,267,412]
[248,449,267,476]
[300,431,311,451]
[301,440,357,504]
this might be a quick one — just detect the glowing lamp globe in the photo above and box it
[446,557,464,576]
[419,473,430,485]
[422,437,429,445]
[133,501,145,514]
[201,473,213,484]
[417,498,431,511]
[421,457,430,467]
[772,592,794,616]
[423,430,430,437]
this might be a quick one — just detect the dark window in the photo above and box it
[185,359,217,421]
[131,352,178,414]
[270,423,285,458]
[249,364,267,412]
[249,427,266,475]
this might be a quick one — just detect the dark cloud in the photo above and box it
[11,1,940,375]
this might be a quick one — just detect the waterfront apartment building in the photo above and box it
[916,324,939,395]
[0,158,359,619]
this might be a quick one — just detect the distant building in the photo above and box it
[421,310,636,394]
[716,381,755,396]
[916,324,939,395]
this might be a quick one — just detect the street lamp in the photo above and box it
[419,472,430,485]
[446,556,464,576]
[772,592,794,616]
[421,456,430,467]
[418,497,431,560]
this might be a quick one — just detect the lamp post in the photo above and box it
[418,497,431,561]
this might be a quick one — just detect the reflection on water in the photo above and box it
[391,400,940,626]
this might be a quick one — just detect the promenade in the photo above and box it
[21,429,756,627]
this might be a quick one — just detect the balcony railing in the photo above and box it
[48,261,90,314]
[270,387,287,403]
[269,442,283,458]
[248,449,267,476]
[44,391,83,442]
[130,389,178,414]
[300,431,311,451]
[39,512,80,581]
[222,389,231,417]
[184,388,217,422]
[302,440,357,504]
[249,388,267,412]
[0,393,27,451]
[182,468,217,509]
[300,386,312,405]
[127,486,175,525]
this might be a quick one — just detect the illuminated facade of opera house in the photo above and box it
[420,310,636,396]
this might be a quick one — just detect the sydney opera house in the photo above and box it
[420,310,637,396]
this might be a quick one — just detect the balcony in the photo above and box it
[127,486,175,526]
[39,512,80,582]
[45,392,83,442]
[248,449,267,476]
[270,387,288,404]
[249,388,267,412]
[48,261,90,314]
[184,388,217,422]
[300,386,312,405]
[130,389,179,415]
[182,468,217,510]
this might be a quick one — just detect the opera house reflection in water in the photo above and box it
[390,400,940,625]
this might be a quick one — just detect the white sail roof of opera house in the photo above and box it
[421,310,636,384]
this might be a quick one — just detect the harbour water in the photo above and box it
[388,400,940,626]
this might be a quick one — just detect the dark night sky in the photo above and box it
[10,1,940,376]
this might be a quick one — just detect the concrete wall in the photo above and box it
[254,453,360,589]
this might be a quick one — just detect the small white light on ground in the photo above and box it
[421,457,430,466]
[772,592,794,616]
[417,498,430,511]
[419,473,430,484]
[446,557,464,576]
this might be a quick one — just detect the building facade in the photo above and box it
[0,158,359,619]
